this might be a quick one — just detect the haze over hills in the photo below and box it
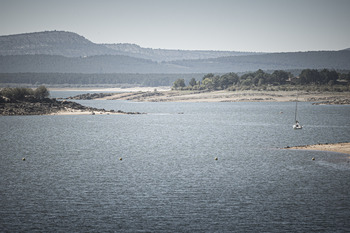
[0,31,349,74]
[0,31,257,61]
[103,43,259,62]
[0,31,115,57]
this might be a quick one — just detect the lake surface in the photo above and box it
[1,93,350,232]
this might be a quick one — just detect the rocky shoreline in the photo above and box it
[0,97,143,116]
[310,97,350,105]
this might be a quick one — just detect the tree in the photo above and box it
[172,79,186,89]
[299,69,320,84]
[226,72,239,86]
[202,73,214,80]
[34,85,50,99]
[0,87,33,100]
[271,70,290,85]
[202,78,214,90]
[189,78,197,87]
[320,69,338,84]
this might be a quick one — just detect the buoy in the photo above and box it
[22,158,26,161]
[119,157,122,161]
[312,157,315,161]
[214,157,218,160]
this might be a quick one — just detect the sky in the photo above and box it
[0,0,349,52]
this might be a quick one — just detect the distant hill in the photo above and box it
[0,31,259,61]
[103,43,260,62]
[168,50,350,73]
[0,31,116,57]
[1,51,350,73]
[0,31,349,73]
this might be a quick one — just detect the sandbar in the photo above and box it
[285,142,350,155]
[50,86,171,92]
[92,90,350,103]
[50,108,123,116]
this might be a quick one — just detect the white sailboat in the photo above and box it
[293,95,303,129]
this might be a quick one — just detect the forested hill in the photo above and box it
[0,31,349,73]
[1,51,349,73]
[103,43,259,62]
[168,50,350,73]
[0,31,258,61]
[0,31,116,57]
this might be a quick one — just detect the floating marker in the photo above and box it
[22,158,26,161]
[119,157,122,161]
[312,157,315,161]
[214,157,218,160]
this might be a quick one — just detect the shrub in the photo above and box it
[0,86,50,100]
[34,85,50,99]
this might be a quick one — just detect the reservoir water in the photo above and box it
[1,93,349,232]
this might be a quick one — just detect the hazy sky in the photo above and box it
[1,0,349,52]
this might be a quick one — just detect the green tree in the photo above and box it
[0,87,33,100]
[202,73,214,80]
[172,79,186,89]
[301,69,322,84]
[189,78,197,87]
[202,78,214,90]
[271,70,290,85]
[34,85,50,99]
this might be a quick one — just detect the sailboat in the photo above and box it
[293,94,303,129]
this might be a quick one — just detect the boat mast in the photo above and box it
[294,93,298,122]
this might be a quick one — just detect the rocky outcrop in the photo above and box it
[309,96,350,105]
[0,97,142,116]
[66,92,114,100]
[66,91,164,101]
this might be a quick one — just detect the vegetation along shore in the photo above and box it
[65,69,350,104]
[0,86,143,116]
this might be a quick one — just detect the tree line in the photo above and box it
[0,73,204,87]
[172,69,350,91]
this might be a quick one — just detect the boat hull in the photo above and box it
[293,125,303,129]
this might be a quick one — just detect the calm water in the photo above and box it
[1,94,350,232]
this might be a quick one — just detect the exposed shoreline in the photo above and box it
[0,98,143,116]
[284,142,350,155]
[63,88,350,104]
[50,108,125,116]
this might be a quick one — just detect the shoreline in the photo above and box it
[49,108,124,116]
[0,98,143,116]
[63,89,350,103]
[284,142,350,155]
[50,86,171,92]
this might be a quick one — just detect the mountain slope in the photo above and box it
[0,31,117,57]
[168,50,350,72]
[1,50,349,73]
[0,54,168,73]
[0,31,260,61]
[0,31,349,73]
[103,43,260,62]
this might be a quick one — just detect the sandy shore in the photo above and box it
[50,86,171,92]
[49,108,123,116]
[94,89,350,103]
[285,142,350,155]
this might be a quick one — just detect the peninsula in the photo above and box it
[0,86,142,116]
